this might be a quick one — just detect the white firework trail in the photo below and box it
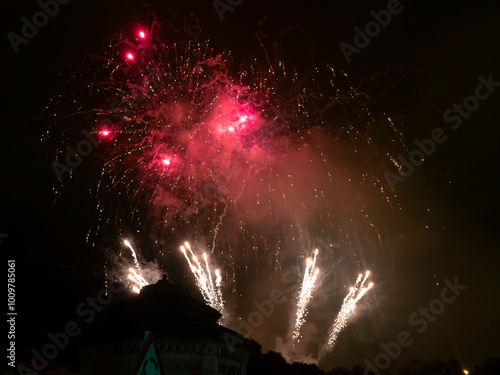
[124,239,149,293]
[180,242,225,315]
[292,249,320,342]
[324,271,373,351]
[128,267,149,294]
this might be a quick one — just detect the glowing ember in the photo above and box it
[139,31,146,39]
[126,53,134,60]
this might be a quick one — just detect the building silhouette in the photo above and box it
[79,275,260,375]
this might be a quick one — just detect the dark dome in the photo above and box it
[108,275,222,328]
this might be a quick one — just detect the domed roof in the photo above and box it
[79,275,262,363]
[108,275,222,328]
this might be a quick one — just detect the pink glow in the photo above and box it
[99,129,111,138]
[212,102,257,136]
[162,158,171,166]
[126,53,134,60]
[139,31,146,39]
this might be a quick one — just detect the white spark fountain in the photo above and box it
[324,271,373,351]
[292,249,320,342]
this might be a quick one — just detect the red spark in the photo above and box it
[99,129,112,138]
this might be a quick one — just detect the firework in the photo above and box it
[180,242,225,315]
[128,267,148,294]
[292,249,320,342]
[45,21,407,360]
[41,22,407,277]
[123,239,150,293]
[324,271,373,351]
[124,240,141,268]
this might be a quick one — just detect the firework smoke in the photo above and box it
[128,267,148,294]
[180,242,225,316]
[44,20,407,362]
[42,22,406,277]
[322,271,373,353]
[120,239,160,293]
[291,249,320,342]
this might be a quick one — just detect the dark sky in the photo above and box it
[2,0,500,371]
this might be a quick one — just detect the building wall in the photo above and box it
[80,338,250,375]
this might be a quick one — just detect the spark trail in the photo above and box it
[181,242,225,315]
[324,271,373,351]
[124,239,149,293]
[45,21,408,358]
[292,249,320,342]
[48,23,407,269]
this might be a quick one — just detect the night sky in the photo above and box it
[2,0,500,372]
